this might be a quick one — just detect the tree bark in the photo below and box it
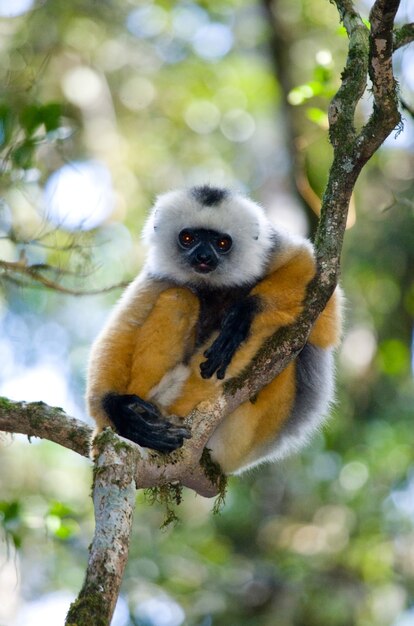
[0,397,91,457]
[66,439,137,626]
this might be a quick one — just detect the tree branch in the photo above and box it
[0,398,218,498]
[0,397,91,456]
[0,397,221,626]
[393,22,414,50]
[400,97,414,119]
[359,0,401,158]
[0,259,130,296]
[226,0,401,410]
[66,438,137,626]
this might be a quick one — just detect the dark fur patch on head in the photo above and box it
[190,185,229,207]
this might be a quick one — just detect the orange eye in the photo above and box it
[179,230,195,247]
[216,235,232,253]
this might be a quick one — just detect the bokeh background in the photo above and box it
[1,0,414,625]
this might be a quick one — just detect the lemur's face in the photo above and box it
[143,185,275,287]
[177,227,232,275]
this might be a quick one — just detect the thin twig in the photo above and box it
[0,259,130,295]
[393,22,414,50]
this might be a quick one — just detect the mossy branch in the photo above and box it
[393,22,414,50]
[66,438,137,626]
[219,0,402,418]
[0,398,224,626]
[0,397,91,456]
[0,398,222,497]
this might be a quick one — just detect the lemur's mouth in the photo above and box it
[194,263,215,274]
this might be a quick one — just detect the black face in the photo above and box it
[178,228,232,274]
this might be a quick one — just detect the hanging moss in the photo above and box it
[200,448,227,514]
[144,482,183,528]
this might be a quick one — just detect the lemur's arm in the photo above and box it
[202,242,319,380]
[87,275,166,423]
[87,276,200,452]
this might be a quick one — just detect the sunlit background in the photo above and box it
[1,0,414,624]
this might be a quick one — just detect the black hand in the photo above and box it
[200,296,259,380]
[102,393,190,453]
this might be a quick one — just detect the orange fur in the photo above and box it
[87,277,170,428]
[207,364,296,473]
[309,289,342,348]
[127,288,199,398]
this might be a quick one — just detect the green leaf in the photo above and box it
[0,499,21,522]
[54,520,79,540]
[11,138,37,169]
[41,103,64,132]
[20,104,43,135]
[306,107,329,127]
[48,500,74,518]
[377,339,410,376]
[0,500,24,549]
[314,65,332,85]
[20,102,64,136]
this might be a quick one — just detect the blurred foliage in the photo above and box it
[0,0,414,625]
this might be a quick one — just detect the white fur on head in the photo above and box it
[142,187,276,287]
